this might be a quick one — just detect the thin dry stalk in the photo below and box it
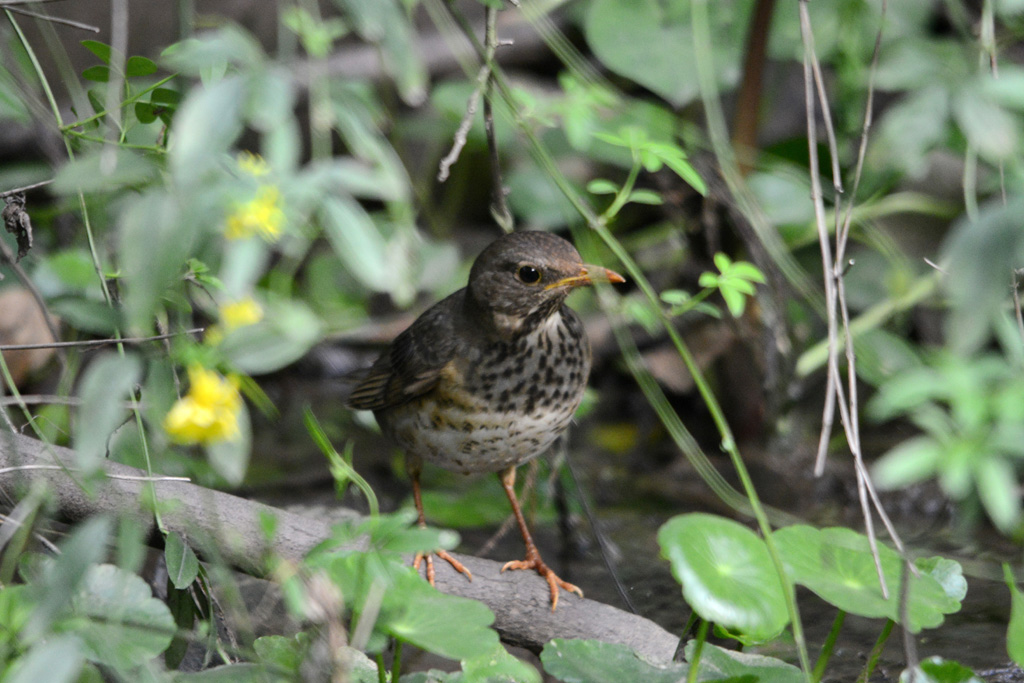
[799,0,905,599]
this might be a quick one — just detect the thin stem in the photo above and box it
[0,328,203,351]
[685,619,710,683]
[391,639,403,681]
[0,179,53,197]
[483,6,513,232]
[601,156,641,221]
[812,610,846,682]
[856,620,894,683]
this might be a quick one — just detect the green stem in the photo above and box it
[59,74,177,131]
[685,619,710,683]
[63,129,168,152]
[856,619,894,683]
[601,156,641,221]
[392,639,403,681]
[376,651,387,683]
[812,610,846,682]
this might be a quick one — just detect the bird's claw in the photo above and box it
[501,555,583,611]
[414,549,473,586]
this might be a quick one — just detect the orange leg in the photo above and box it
[498,466,583,611]
[410,464,472,585]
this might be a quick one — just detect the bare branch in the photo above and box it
[0,431,679,660]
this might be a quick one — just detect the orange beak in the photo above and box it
[546,264,626,291]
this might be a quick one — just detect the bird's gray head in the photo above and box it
[467,231,624,337]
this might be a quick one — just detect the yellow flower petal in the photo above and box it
[224,186,285,242]
[220,298,263,331]
[164,365,243,445]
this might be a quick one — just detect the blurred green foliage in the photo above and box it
[0,0,1022,679]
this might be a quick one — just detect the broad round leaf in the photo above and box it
[384,570,498,660]
[71,564,175,668]
[658,513,789,640]
[541,639,688,683]
[774,525,963,632]
[5,635,85,683]
[682,640,804,683]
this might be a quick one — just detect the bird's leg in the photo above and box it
[409,461,472,585]
[498,466,583,610]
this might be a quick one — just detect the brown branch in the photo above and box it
[731,0,776,175]
[0,431,679,661]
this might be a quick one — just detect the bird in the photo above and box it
[346,230,625,609]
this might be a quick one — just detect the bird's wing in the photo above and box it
[345,292,463,411]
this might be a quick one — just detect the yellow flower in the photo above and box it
[237,151,270,177]
[224,186,285,242]
[164,365,242,445]
[220,297,263,331]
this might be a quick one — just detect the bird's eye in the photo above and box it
[516,265,542,284]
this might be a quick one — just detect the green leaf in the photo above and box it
[942,196,1024,352]
[320,197,393,293]
[71,564,176,668]
[658,513,789,640]
[720,286,747,317]
[1004,564,1024,666]
[49,297,121,336]
[174,663,265,681]
[682,640,804,683]
[81,65,110,83]
[39,249,99,291]
[164,531,200,589]
[253,633,309,674]
[26,517,113,639]
[975,456,1022,533]
[125,55,157,77]
[52,147,159,195]
[774,526,962,632]
[134,101,157,124]
[871,86,950,177]
[5,635,85,683]
[118,191,197,333]
[587,178,620,195]
[462,644,541,683]
[899,657,984,683]
[219,299,322,375]
[74,353,143,473]
[627,189,664,205]
[81,40,112,64]
[584,0,749,107]
[658,152,707,196]
[953,88,1018,161]
[160,26,265,75]
[870,434,943,485]
[169,77,245,182]
[541,639,689,683]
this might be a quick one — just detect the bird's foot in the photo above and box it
[414,549,473,586]
[501,551,583,611]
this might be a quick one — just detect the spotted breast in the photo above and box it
[376,308,591,474]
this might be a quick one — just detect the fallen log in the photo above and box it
[0,431,679,661]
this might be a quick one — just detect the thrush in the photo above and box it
[347,231,624,609]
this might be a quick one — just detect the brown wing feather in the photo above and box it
[345,290,464,411]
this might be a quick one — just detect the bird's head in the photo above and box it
[467,231,625,337]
